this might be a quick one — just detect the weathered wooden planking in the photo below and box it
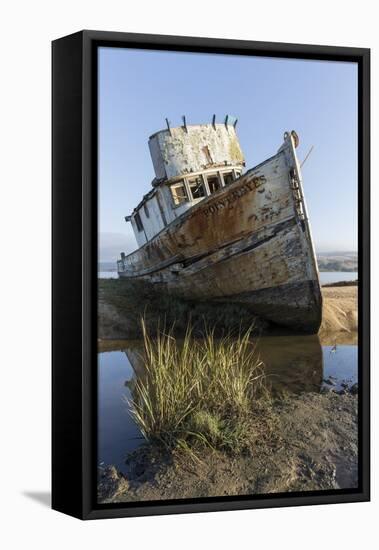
[118,134,322,332]
[121,151,292,273]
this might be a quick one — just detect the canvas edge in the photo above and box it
[51,30,370,520]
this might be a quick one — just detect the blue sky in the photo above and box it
[99,47,357,261]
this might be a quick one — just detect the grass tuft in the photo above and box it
[128,320,270,454]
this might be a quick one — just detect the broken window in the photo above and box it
[188,176,206,199]
[134,212,144,232]
[206,173,221,194]
[222,172,234,186]
[171,181,189,206]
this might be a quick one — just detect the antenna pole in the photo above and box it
[301,145,314,168]
[165,118,172,135]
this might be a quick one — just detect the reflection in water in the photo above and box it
[124,335,325,395]
[257,335,323,395]
[98,335,357,473]
[98,351,144,473]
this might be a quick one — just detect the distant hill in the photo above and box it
[99,261,117,272]
[316,252,357,272]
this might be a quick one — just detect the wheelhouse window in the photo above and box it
[206,173,221,194]
[222,171,234,186]
[171,180,189,206]
[188,176,206,199]
[144,203,150,218]
[134,212,144,232]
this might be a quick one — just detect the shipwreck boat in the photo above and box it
[117,118,322,333]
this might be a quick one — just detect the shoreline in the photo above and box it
[98,281,358,342]
[97,282,358,502]
[98,391,358,503]
[319,286,357,340]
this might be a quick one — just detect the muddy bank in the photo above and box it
[98,279,357,340]
[98,278,268,339]
[319,286,357,340]
[98,391,358,503]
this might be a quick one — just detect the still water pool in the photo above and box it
[98,335,358,473]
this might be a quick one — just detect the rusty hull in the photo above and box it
[118,136,322,333]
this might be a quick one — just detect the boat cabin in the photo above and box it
[125,119,245,247]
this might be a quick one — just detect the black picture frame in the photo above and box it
[52,30,370,520]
